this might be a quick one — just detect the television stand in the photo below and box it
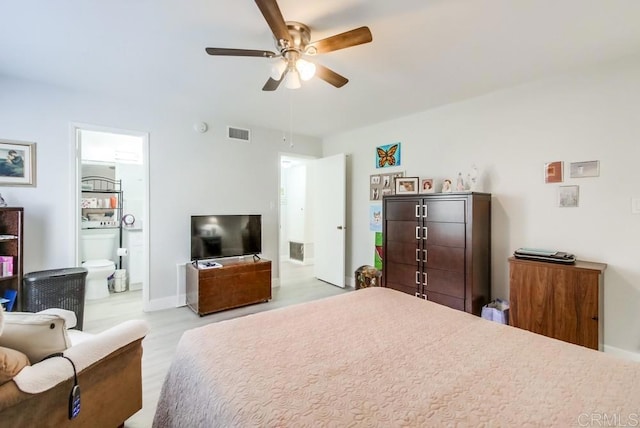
[186,258,272,316]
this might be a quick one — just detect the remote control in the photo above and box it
[69,384,81,419]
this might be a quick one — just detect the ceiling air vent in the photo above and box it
[227,126,251,142]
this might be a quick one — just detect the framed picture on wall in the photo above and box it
[375,143,401,169]
[558,185,579,208]
[0,140,36,186]
[569,161,600,178]
[370,172,404,200]
[544,161,563,184]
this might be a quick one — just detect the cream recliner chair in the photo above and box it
[0,306,149,427]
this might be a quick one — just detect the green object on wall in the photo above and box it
[374,248,383,270]
[374,232,383,270]
[375,232,383,246]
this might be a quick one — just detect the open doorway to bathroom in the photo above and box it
[72,125,149,312]
[278,154,316,286]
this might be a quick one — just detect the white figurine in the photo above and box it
[468,164,479,191]
[456,173,465,191]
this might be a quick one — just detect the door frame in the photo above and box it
[277,152,317,286]
[69,122,151,310]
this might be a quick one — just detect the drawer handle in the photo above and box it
[423,272,428,286]
[415,249,420,262]
[422,293,427,300]
[415,226,420,240]
[423,227,428,240]
[423,249,428,263]
[415,292,422,298]
[415,271,420,285]
[423,205,427,218]
[415,205,420,218]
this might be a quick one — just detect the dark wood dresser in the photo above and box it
[186,258,272,316]
[382,192,491,315]
[509,257,606,350]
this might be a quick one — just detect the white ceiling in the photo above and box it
[2,0,640,138]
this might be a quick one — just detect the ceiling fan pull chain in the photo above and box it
[288,92,294,148]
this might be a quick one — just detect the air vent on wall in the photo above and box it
[227,126,251,142]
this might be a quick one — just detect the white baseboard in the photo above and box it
[604,345,640,362]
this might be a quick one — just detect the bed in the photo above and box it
[153,287,640,427]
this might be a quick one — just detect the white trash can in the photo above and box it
[113,269,127,292]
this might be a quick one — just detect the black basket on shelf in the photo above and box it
[22,268,88,330]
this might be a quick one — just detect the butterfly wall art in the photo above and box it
[375,143,401,169]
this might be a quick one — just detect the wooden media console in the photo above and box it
[186,258,272,316]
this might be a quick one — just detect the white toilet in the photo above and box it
[81,233,116,300]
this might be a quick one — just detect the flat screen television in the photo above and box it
[190,214,262,260]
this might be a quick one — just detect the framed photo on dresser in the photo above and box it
[395,177,419,194]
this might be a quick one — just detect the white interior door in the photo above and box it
[312,153,346,287]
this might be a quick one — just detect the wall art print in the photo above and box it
[544,161,563,184]
[0,140,36,186]
[375,142,401,169]
[370,172,404,200]
[369,203,382,232]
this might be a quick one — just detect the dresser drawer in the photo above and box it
[424,222,465,247]
[385,282,420,297]
[425,290,465,311]
[386,241,419,264]
[386,262,420,288]
[386,220,420,243]
[385,199,421,221]
[424,268,465,299]
[424,200,466,223]
[425,246,464,272]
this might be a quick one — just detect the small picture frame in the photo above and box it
[570,161,599,178]
[395,177,419,194]
[558,185,579,208]
[544,161,563,184]
[441,179,453,193]
[420,178,435,193]
[370,188,381,201]
[0,140,37,187]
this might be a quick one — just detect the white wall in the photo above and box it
[0,77,322,307]
[323,57,640,355]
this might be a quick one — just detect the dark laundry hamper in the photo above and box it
[22,267,88,330]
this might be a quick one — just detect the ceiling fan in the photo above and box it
[205,0,373,91]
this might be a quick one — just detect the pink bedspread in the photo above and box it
[153,287,640,427]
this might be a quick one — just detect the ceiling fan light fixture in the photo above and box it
[296,59,316,81]
[283,69,301,89]
[270,59,287,80]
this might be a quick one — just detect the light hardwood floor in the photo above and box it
[83,262,351,427]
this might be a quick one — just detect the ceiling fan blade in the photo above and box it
[315,64,348,88]
[205,47,276,58]
[254,0,292,44]
[262,74,283,91]
[307,26,372,54]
